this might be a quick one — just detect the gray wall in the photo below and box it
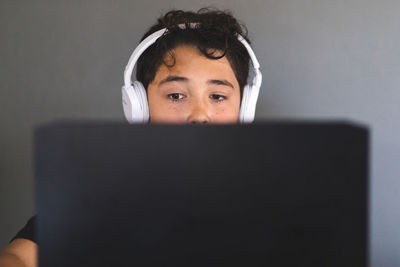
[1,0,399,266]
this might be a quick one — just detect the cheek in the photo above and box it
[212,103,240,123]
[165,104,185,115]
[149,100,187,122]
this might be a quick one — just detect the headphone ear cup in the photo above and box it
[121,81,149,123]
[122,85,138,123]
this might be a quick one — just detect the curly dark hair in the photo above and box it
[136,8,251,97]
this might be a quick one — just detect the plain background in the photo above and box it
[0,0,399,266]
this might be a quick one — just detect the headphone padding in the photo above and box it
[239,84,251,123]
[132,81,149,122]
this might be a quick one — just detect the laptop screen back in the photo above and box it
[35,122,368,267]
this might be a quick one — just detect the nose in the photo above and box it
[187,101,210,124]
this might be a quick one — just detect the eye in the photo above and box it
[167,93,185,101]
[210,94,227,102]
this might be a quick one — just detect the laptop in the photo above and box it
[35,121,368,266]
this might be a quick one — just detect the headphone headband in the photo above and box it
[124,28,167,87]
[124,23,260,88]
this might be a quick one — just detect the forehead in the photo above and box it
[154,45,238,85]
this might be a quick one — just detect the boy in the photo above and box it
[0,7,261,267]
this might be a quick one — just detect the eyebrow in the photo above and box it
[159,75,234,89]
[159,75,188,85]
[208,79,234,89]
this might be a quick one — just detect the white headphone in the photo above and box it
[122,23,262,123]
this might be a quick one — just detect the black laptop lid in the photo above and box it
[35,122,368,267]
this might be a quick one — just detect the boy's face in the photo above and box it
[147,45,241,124]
